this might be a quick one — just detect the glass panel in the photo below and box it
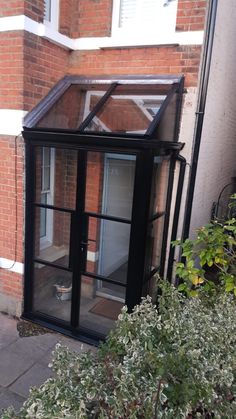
[35,147,78,210]
[83,85,167,134]
[86,152,136,219]
[35,208,71,268]
[154,92,178,141]
[36,85,106,130]
[33,263,72,322]
[79,276,125,336]
[85,216,130,285]
[147,216,165,273]
[150,157,170,217]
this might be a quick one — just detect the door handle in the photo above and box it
[81,241,90,247]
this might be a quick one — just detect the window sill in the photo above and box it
[0,15,204,51]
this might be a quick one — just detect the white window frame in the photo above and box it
[44,0,60,30]
[111,0,178,43]
[40,147,55,250]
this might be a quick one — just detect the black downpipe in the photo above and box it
[166,155,186,280]
[182,0,218,240]
[159,155,176,278]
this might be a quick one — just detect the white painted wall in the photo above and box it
[189,0,236,235]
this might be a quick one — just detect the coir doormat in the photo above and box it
[90,298,123,321]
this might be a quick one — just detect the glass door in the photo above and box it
[30,147,136,338]
[78,151,136,336]
[32,146,78,324]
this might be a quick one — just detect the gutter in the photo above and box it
[182,0,219,240]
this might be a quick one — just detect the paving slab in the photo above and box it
[9,363,53,399]
[0,313,94,413]
[0,349,35,387]
[6,333,59,362]
[0,387,25,413]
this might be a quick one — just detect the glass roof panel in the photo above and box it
[81,84,169,135]
[24,76,183,143]
[36,84,108,130]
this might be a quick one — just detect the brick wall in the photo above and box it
[176,0,207,31]
[69,45,202,87]
[23,32,69,112]
[0,0,45,22]
[0,136,24,264]
[70,0,112,38]
[0,32,24,109]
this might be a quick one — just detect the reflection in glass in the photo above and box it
[84,89,166,134]
[33,263,72,322]
[35,147,78,210]
[150,157,170,216]
[35,208,71,268]
[79,276,125,336]
[155,92,178,141]
[147,216,165,273]
[85,216,130,287]
[86,152,135,218]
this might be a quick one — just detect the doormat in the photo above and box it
[90,299,123,321]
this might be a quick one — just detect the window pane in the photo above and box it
[35,208,71,268]
[86,151,136,219]
[44,0,51,21]
[147,216,165,273]
[150,157,170,216]
[35,147,78,210]
[33,263,72,322]
[84,88,166,135]
[155,92,178,141]
[79,276,125,336]
[36,85,106,130]
[85,216,130,286]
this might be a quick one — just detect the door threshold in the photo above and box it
[96,290,125,303]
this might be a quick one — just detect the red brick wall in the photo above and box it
[0,136,24,265]
[0,0,44,22]
[0,32,24,109]
[69,45,202,87]
[176,0,207,31]
[70,0,112,38]
[23,32,69,111]
[59,0,73,36]
[0,270,23,299]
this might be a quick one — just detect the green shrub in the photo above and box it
[173,199,236,297]
[2,283,236,418]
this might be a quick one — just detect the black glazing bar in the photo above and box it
[173,77,184,141]
[146,83,178,137]
[166,155,186,281]
[24,143,36,313]
[22,312,102,345]
[71,150,87,328]
[82,271,127,288]
[126,150,154,309]
[33,258,73,272]
[159,155,177,278]
[149,211,165,222]
[78,83,118,131]
[34,203,75,214]
[85,211,131,224]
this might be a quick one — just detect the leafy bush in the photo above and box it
[2,283,236,419]
[173,198,236,297]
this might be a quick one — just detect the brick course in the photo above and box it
[176,0,207,31]
[69,45,202,87]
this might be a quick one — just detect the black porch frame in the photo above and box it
[22,75,185,344]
